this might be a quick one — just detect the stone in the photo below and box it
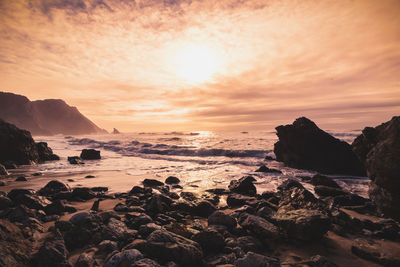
[85,175,95,178]
[36,142,60,161]
[0,195,12,210]
[165,176,180,184]
[228,176,257,196]
[192,200,216,218]
[142,179,164,187]
[274,117,365,175]
[239,214,279,240]
[192,228,225,253]
[227,194,258,208]
[236,236,263,253]
[80,149,101,160]
[273,209,330,241]
[8,189,51,210]
[72,187,96,200]
[145,229,203,266]
[97,240,118,255]
[351,238,400,266]
[310,174,341,188]
[131,258,162,267]
[309,255,338,267]
[68,156,84,165]
[0,164,8,175]
[208,211,237,230]
[75,253,94,267]
[0,119,39,165]
[30,239,70,267]
[39,180,69,197]
[104,249,143,267]
[15,176,27,181]
[352,116,400,220]
[234,252,280,267]
[314,185,348,197]
[255,165,282,173]
[139,223,163,238]
[69,211,91,225]
[0,181,5,186]
[44,199,66,215]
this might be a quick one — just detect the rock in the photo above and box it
[0,195,12,210]
[239,214,279,240]
[0,219,32,266]
[273,209,330,241]
[274,117,365,175]
[236,236,263,253]
[36,142,60,161]
[277,178,304,192]
[255,165,282,173]
[227,194,258,207]
[0,164,8,175]
[234,252,280,267]
[85,175,95,178]
[112,128,121,134]
[314,185,348,197]
[104,249,143,267]
[351,238,400,266]
[228,176,257,196]
[75,253,94,267]
[69,211,91,225]
[192,228,225,253]
[15,176,27,181]
[192,200,216,217]
[0,181,5,186]
[352,116,400,220]
[30,238,70,267]
[68,156,84,164]
[91,199,100,211]
[80,149,101,160]
[309,255,338,267]
[8,189,51,210]
[131,258,162,267]
[139,223,163,238]
[208,211,237,230]
[2,161,17,169]
[310,174,341,188]
[38,180,70,196]
[0,119,40,165]
[44,199,66,215]
[126,213,153,229]
[72,187,96,200]
[145,229,203,266]
[97,240,118,255]
[142,179,164,187]
[165,176,180,184]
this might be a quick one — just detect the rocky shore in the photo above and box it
[1,117,400,266]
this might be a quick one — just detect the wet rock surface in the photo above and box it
[274,117,365,175]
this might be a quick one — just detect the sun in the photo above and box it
[176,45,221,83]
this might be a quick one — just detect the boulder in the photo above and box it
[36,142,59,161]
[255,165,282,173]
[104,249,143,267]
[208,211,237,230]
[309,255,338,267]
[15,176,27,181]
[131,258,162,267]
[274,117,365,175]
[314,185,348,197]
[234,252,280,267]
[72,187,96,200]
[352,116,400,220]
[30,238,70,267]
[67,156,84,165]
[44,200,66,215]
[239,214,279,240]
[227,194,258,207]
[0,195,12,210]
[0,164,8,175]
[273,209,330,241]
[145,229,203,266]
[310,174,341,188]
[228,176,257,196]
[75,253,94,267]
[0,119,39,165]
[38,180,69,196]
[192,228,225,253]
[165,176,180,184]
[142,179,164,187]
[351,238,400,266]
[8,189,51,210]
[80,149,101,160]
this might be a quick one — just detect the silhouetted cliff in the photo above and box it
[0,92,106,135]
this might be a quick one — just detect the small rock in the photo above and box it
[0,181,5,186]
[80,149,101,160]
[85,175,95,179]
[15,176,27,181]
[309,255,338,267]
[351,238,400,266]
[69,211,91,225]
[104,249,143,267]
[208,211,237,230]
[68,156,84,164]
[255,165,282,173]
[192,228,225,253]
[310,174,341,188]
[165,176,180,184]
[239,214,279,241]
[38,180,69,196]
[0,164,8,175]
[228,176,257,196]
[75,252,94,267]
[234,252,280,267]
[131,258,162,267]
[142,179,164,187]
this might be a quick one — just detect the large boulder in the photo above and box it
[30,238,70,267]
[228,176,257,196]
[352,116,400,220]
[38,180,69,197]
[234,252,280,267]
[239,214,279,240]
[0,119,39,165]
[273,117,365,175]
[36,142,60,161]
[144,229,203,266]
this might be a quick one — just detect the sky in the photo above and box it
[1,0,399,132]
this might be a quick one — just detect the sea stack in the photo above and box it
[112,128,121,134]
[273,117,365,176]
[352,116,400,220]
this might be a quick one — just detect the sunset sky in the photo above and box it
[1,0,399,132]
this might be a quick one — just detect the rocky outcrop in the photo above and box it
[352,116,400,220]
[274,117,365,176]
[0,91,106,135]
[80,149,101,160]
[0,119,59,166]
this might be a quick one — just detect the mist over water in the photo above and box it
[23,130,369,196]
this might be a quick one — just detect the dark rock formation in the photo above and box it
[255,165,282,173]
[38,180,69,196]
[67,156,84,165]
[0,91,106,135]
[274,117,365,176]
[0,119,59,165]
[228,176,257,196]
[310,174,341,188]
[142,179,164,187]
[165,176,180,184]
[352,116,400,220]
[80,149,101,160]
[0,164,8,175]
[112,128,121,134]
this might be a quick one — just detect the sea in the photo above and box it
[6,130,370,197]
